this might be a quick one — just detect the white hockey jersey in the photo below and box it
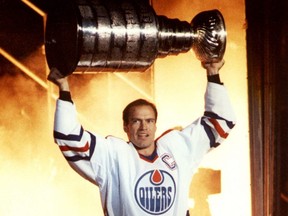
[53,82,236,216]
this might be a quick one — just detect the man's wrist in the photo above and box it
[207,74,223,85]
[59,91,73,103]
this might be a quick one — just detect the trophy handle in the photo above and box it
[191,10,226,62]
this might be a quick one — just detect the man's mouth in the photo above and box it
[138,134,149,138]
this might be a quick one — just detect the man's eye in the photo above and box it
[147,119,155,123]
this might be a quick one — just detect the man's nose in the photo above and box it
[140,121,147,129]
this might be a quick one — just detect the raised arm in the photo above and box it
[47,68,100,184]
[200,59,236,147]
[168,59,236,166]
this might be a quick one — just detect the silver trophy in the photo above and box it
[45,0,226,76]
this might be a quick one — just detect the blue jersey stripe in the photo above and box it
[54,127,96,162]
[54,127,84,141]
[204,111,235,129]
[64,131,96,162]
[201,117,219,148]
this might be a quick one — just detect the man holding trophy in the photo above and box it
[46,0,236,215]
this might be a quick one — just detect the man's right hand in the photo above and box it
[47,68,70,91]
[201,59,225,76]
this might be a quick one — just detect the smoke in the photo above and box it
[0,73,45,158]
[0,48,153,215]
[0,63,102,215]
[0,69,67,213]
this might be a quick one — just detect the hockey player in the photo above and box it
[48,59,236,216]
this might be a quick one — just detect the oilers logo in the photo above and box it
[134,170,176,215]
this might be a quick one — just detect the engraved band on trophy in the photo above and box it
[45,0,226,76]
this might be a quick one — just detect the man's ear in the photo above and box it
[123,124,128,133]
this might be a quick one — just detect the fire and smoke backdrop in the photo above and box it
[0,0,104,215]
[0,0,250,216]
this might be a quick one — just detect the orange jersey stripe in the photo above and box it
[208,118,229,138]
[60,141,89,152]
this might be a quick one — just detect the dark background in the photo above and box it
[1,0,288,215]
[0,0,46,65]
[246,0,288,215]
[0,0,48,80]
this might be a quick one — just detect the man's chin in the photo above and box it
[132,141,151,150]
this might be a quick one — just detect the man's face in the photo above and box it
[124,105,157,156]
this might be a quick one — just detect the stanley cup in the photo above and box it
[45,0,226,76]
